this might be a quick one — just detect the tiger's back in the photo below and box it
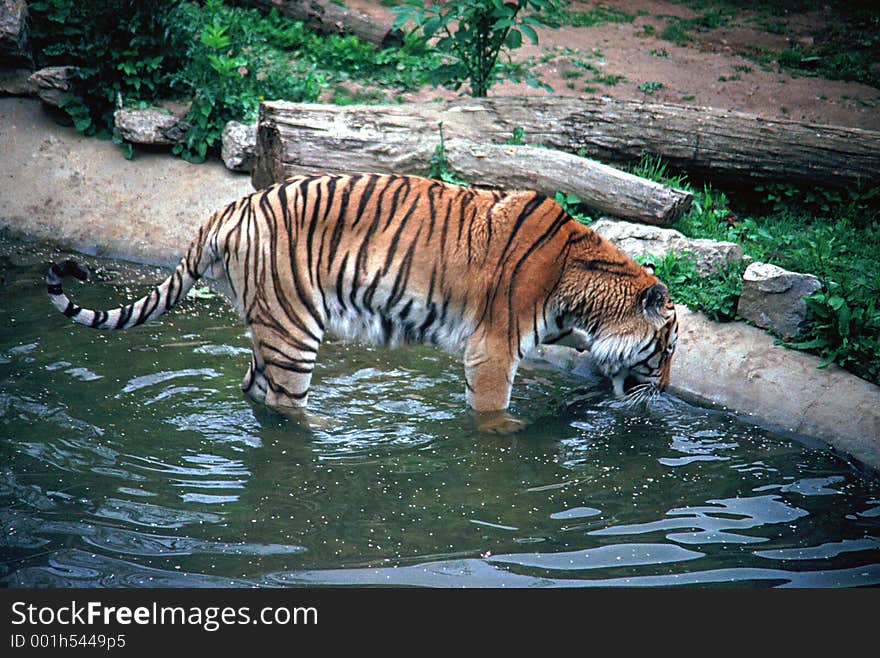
[48,173,678,425]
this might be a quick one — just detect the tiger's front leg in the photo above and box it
[464,333,527,433]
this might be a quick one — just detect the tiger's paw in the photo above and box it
[264,404,339,432]
[473,410,529,434]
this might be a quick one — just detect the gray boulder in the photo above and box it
[0,66,31,95]
[221,121,257,172]
[737,262,821,339]
[590,217,744,275]
[0,0,28,64]
[114,107,189,145]
[28,66,76,106]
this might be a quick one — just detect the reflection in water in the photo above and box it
[589,495,810,545]
[1,242,879,587]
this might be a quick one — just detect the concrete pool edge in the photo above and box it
[2,97,879,472]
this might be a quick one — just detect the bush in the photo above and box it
[167,0,321,162]
[28,0,183,138]
[28,0,434,161]
[392,0,559,97]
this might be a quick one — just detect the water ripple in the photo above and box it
[489,543,703,571]
[754,476,845,497]
[94,498,223,529]
[2,549,256,588]
[753,536,880,561]
[589,495,809,545]
[265,559,880,588]
[119,369,221,394]
[38,521,307,558]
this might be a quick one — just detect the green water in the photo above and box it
[1,239,878,587]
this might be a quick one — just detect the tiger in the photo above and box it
[47,173,678,431]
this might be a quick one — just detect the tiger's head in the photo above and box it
[557,248,678,403]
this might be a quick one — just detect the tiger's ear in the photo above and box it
[643,262,656,276]
[642,282,669,321]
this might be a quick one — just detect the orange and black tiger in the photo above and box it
[47,173,678,429]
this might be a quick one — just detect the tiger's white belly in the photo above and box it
[323,297,476,354]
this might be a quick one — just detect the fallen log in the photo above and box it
[255,98,880,189]
[239,0,403,47]
[253,104,693,225]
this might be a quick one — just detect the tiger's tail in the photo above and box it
[46,223,218,331]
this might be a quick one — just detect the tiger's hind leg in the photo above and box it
[243,323,321,414]
[241,352,269,404]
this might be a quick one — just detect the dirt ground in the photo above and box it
[347,0,880,131]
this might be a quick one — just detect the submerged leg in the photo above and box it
[241,352,268,403]
[244,324,321,412]
[463,334,526,433]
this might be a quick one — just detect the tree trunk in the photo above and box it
[255,98,880,189]
[239,0,403,47]
[253,103,693,225]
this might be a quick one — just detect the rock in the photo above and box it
[590,218,744,275]
[0,0,28,64]
[736,262,822,339]
[114,107,189,145]
[0,66,31,95]
[221,121,257,172]
[28,66,76,107]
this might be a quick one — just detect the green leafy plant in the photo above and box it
[505,126,527,145]
[645,252,745,322]
[625,152,879,383]
[553,191,595,224]
[168,0,321,162]
[391,0,560,97]
[29,0,436,161]
[428,123,469,186]
[639,80,664,95]
[247,12,439,90]
[789,281,880,381]
[28,0,183,139]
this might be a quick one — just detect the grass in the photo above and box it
[656,5,733,44]
[757,42,880,88]
[330,85,389,105]
[545,3,639,28]
[593,72,626,86]
[568,57,625,87]
[639,81,664,95]
[662,1,880,88]
[660,23,691,45]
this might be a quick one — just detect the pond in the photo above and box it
[1,237,878,588]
